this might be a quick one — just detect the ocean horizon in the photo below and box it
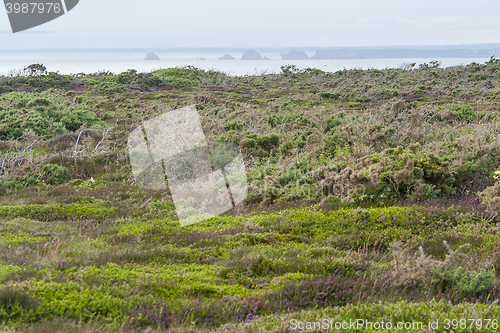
[0,52,493,76]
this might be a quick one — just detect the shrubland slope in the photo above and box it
[0,61,500,332]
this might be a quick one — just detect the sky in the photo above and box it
[1,0,500,49]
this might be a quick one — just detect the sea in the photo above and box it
[0,52,493,76]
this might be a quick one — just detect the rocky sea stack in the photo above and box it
[241,49,267,60]
[280,50,310,60]
[144,52,160,60]
[219,54,235,60]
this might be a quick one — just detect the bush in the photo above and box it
[431,267,495,298]
[225,120,245,131]
[241,133,279,157]
[257,133,279,150]
[324,117,343,133]
[147,200,176,219]
[151,67,204,87]
[0,287,37,321]
[451,104,476,122]
[42,164,69,185]
[320,91,341,100]
[0,93,100,139]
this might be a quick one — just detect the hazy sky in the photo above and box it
[1,0,500,49]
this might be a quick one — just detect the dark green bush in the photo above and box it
[241,133,279,157]
[225,120,245,131]
[0,287,37,321]
[42,164,69,185]
[257,133,279,150]
[320,91,341,100]
[451,104,476,122]
[324,117,343,133]
[431,267,495,298]
[0,93,100,139]
[320,133,342,156]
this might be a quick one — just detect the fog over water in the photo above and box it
[0,52,492,76]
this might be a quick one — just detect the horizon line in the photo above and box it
[2,43,500,53]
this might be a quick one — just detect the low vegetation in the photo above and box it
[0,59,500,331]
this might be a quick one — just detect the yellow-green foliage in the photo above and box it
[0,203,117,221]
[0,265,22,281]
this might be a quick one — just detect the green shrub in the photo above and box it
[320,133,342,156]
[355,96,371,103]
[152,67,203,87]
[324,117,343,133]
[257,133,279,150]
[431,267,495,298]
[0,92,100,139]
[97,81,127,94]
[42,164,69,185]
[451,104,476,122]
[225,120,245,131]
[320,91,341,100]
[241,133,279,156]
[0,287,37,321]
[369,124,385,133]
[147,200,176,219]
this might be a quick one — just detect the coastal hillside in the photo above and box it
[0,60,500,332]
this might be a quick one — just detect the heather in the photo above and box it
[0,60,499,332]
